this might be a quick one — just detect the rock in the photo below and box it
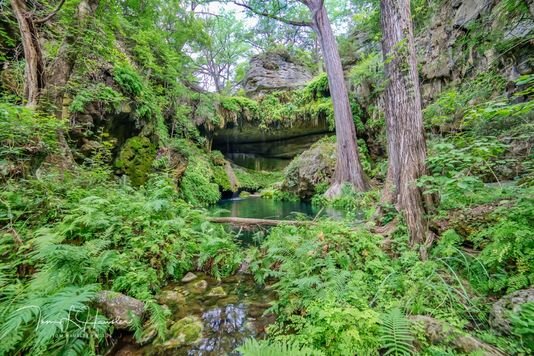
[190,280,208,293]
[157,290,186,307]
[115,136,156,186]
[490,288,534,334]
[242,51,312,95]
[411,315,505,355]
[207,286,227,298]
[95,291,145,330]
[453,0,492,28]
[282,137,336,199]
[160,316,203,349]
[181,272,197,283]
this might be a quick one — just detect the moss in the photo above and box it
[217,73,334,131]
[212,165,232,192]
[115,136,156,186]
[233,167,283,191]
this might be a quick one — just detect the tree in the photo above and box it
[379,0,435,252]
[233,0,369,196]
[192,12,251,93]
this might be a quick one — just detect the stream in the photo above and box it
[113,273,275,356]
[113,197,344,355]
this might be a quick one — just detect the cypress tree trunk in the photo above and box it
[306,0,369,197]
[379,0,434,249]
[10,0,45,107]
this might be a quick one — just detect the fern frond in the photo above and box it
[379,308,414,356]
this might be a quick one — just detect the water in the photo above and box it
[112,274,275,356]
[210,196,345,221]
[224,153,290,171]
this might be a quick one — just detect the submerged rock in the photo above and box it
[95,291,145,330]
[207,286,227,298]
[190,280,208,293]
[157,290,186,307]
[181,272,198,283]
[160,316,204,349]
[490,288,534,334]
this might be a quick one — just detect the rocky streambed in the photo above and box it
[112,273,275,355]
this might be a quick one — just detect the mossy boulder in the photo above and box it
[207,286,227,298]
[115,136,156,186]
[157,290,186,308]
[283,136,336,199]
[160,316,203,349]
[189,280,208,293]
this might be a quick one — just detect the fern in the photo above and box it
[236,338,323,356]
[379,308,414,356]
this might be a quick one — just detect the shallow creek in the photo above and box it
[113,273,275,355]
[113,197,344,355]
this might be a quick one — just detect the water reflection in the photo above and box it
[190,304,252,355]
[210,196,345,221]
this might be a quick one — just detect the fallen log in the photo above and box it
[208,217,314,227]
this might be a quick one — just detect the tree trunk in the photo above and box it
[307,1,369,197]
[45,0,99,118]
[11,0,45,107]
[379,0,435,250]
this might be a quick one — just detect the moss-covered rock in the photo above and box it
[207,286,227,298]
[283,136,336,199]
[115,136,156,186]
[160,316,203,349]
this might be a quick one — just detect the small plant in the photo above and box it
[379,308,414,355]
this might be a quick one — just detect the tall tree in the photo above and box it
[234,0,369,196]
[192,12,251,93]
[379,0,435,251]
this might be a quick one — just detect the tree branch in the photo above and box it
[232,1,312,27]
[34,0,66,24]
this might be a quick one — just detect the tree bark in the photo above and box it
[45,0,99,118]
[379,0,435,250]
[306,0,369,197]
[10,0,45,107]
[234,0,369,196]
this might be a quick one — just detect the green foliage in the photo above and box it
[379,308,414,355]
[0,103,65,179]
[237,338,323,356]
[115,136,156,186]
[420,136,511,209]
[471,192,534,293]
[234,166,284,192]
[0,170,241,354]
[170,139,221,205]
[424,71,510,129]
[69,83,125,113]
[113,65,144,96]
[511,302,534,351]
[218,73,335,130]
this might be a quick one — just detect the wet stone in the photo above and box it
[190,279,208,293]
[181,272,197,283]
[157,290,186,307]
[207,286,227,298]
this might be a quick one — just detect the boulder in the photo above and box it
[95,291,145,330]
[160,316,203,349]
[411,315,505,355]
[453,0,492,28]
[157,290,186,307]
[490,288,534,334]
[207,286,227,298]
[190,280,208,293]
[181,272,197,283]
[283,137,336,199]
[242,51,312,95]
